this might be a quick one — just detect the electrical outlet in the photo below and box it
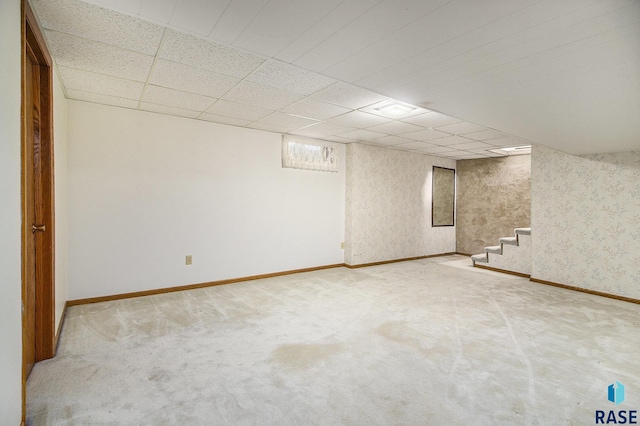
[186,255,192,265]
[340,242,345,249]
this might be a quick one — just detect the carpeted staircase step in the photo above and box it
[484,246,502,254]
[471,253,488,264]
[515,227,531,235]
[500,237,518,246]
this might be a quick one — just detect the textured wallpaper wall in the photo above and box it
[456,155,531,255]
[531,145,640,299]
[345,143,456,265]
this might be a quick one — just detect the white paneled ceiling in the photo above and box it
[32,0,640,158]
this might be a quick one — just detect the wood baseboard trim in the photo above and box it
[67,263,346,306]
[455,252,473,256]
[53,301,68,355]
[345,252,457,269]
[530,278,640,305]
[474,264,531,278]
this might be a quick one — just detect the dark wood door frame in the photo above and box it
[21,0,56,421]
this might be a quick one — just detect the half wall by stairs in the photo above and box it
[471,228,531,276]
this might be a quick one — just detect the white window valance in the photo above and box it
[281,135,339,172]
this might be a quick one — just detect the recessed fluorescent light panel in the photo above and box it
[489,145,532,156]
[366,99,420,118]
[376,102,416,117]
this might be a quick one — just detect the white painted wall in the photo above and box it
[0,0,25,422]
[53,67,69,331]
[67,101,346,300]
[345,143,456,265]
[531,144,640,299]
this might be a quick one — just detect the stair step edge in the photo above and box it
[514,227,531,235]
[471,254,488,263]
[484,246,502,254]
[499,237,518,245]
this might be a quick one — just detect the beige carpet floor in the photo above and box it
[27,255,640,425]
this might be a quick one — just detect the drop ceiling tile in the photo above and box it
[402,112,462,128]
[455,154,490,159]
[431,136,476,146]
[434,122,488,135]
[198,113,252,127]
[247,122,288,133]
[323,135,357,144]
[436,151,466,158]
[466,148,498,155]
[339,129,388,141]
[139,0,177,24]
[57,66,144,99]
[66,89,139,109]
[327,110,390,128]
[247,60,336,96]
[401,129,451,141]
[142,85,217,111]
[371,135,415,146]
[253,112,320,132]
[222,81,304,111]
[393,141,437,151]
[281,99,351,121]
[485,137,532,147]
[205,99,274,121]
[234,0,343,57]
[33,0,164,55]
[159,29,265,79]
[275,0,380,63]
[46,31,154,82]
[168,0,229,36]
[81,0,141,15]
[139,102,201,118]
[461,130,510,141]
[366,121,423,135]
[447,141,495,150]
[150,59,240,98]
[208,0,270,44]
[416,146,461,154]
[292,122,356,138]
[311,82,388,109]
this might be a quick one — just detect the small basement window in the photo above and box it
[282,135,338,172]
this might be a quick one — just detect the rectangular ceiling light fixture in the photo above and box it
[374,101,417,118]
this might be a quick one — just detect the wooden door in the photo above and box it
[22,0,56,420]
[23,43,39,378]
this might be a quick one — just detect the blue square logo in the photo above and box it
[608,381,625,405]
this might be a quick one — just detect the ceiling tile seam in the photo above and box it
[138,28,171,110]
[421,19,640,100]
[52,62,71,100]
[65,87,140,103]
[70,97,139,111]
[273,0,383,64]
[206,0,234,39]
[153,56,256,84]
[315,0,456,74]
[210,63,319,125]
[45,28,158,60]
[56,65,149,90]
[380,0,638,95]
[228,0,273,45]
[479,24,640,95]
[352,0,557,89]
[164,0,181,26]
